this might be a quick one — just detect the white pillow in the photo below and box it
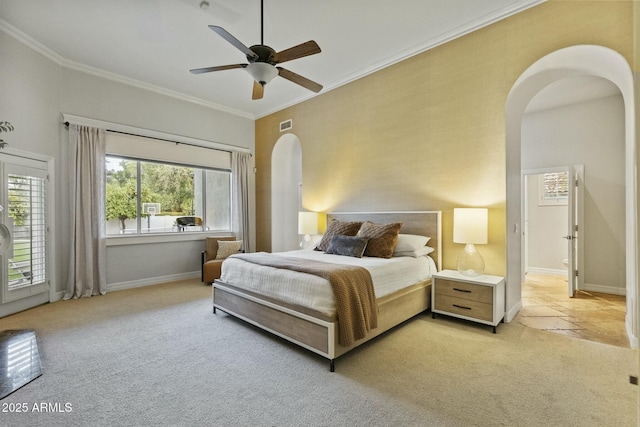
[393,246,434,258]
[216,240,243,259]
[393,234,431,253]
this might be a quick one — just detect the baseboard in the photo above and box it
[527,268,626,296]
[626,317,638,349]
[45,272,201,303]
[581,283,626,296]
[505,300,522,323]
[107,271,201,292]
[527,267,566,276]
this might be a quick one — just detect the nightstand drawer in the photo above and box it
[435,278,493,304]
[434,295,493,322]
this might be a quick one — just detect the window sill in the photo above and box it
[106,232,233,246]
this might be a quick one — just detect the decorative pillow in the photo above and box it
[394,234,431,253]
[357,221,402,258]
[315,219,363,252]
[215,240,243,260]
[326,235,369,258]
[393,246,435,258]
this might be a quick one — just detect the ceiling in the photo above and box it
[0,0,549,119]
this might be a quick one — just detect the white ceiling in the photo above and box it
[0,0,548,119]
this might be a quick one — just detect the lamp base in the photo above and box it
[299,234,313,250]
[457,243,485,277]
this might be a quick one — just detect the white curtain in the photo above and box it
[231,151,251,253]
[64,125,107,299]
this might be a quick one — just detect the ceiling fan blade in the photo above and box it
[275,40,321,64]
[209,25,258,60]
[189,64,247,74]
[277,67,323,93]
[252,81,264,100]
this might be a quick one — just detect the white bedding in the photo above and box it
[219,250,436,316]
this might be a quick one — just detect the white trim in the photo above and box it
[506,44,636,347]
[526,267,566,276]
[0,19,253,120]
[106,233,233,247]
[107,271,200,293]
[255,0,547,118]
[505,299,522,323]
[582,283,626,296]
[1,1,546,121]
[62,114,250,154]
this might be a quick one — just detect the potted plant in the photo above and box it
[0,121,14,148]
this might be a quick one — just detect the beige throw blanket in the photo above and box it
[232,253,378,347]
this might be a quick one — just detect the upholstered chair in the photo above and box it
[201,236,240,284]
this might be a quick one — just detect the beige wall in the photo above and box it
[255,1,634,275]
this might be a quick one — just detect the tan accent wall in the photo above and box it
[255,1,634,275]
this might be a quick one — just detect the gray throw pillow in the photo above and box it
[325,235,369,258]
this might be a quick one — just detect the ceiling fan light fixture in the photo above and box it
[245,62,278,85]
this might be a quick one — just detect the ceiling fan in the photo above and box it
[190,0,323,100]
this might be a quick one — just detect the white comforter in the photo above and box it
[219,250,436,316]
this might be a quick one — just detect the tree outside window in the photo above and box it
[105,156,230,235]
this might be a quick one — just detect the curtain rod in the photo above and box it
[62,115,252,156]
[63,121,252,156]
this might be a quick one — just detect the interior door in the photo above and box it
[0,154,49,309]
[566,165,584,297]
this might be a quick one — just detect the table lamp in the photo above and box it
[453,208,488,276]
[298,211,319,249]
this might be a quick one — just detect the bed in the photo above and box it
[212,211,442,371]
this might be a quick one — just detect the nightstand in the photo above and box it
[431,269,505,333]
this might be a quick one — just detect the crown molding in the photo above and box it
[3,0,546,121]
[256,0,547,118]
[0,19,255,120]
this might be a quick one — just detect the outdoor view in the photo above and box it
[7,173,46,291]
[105,156,231,235]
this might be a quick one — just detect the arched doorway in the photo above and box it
[271,134,302,252]
[505,45,637,347]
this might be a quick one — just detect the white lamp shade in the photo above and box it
[246,62,278,84]
[298,212,319,235]
[453,208,488,244]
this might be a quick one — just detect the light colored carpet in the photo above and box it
[0,278,637,427]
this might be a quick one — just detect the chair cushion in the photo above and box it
[216,240,242,259]
[205,236,236,262]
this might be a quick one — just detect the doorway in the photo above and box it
[0,150,52,318]
[523,166,586,296]
[505,45,636,347]
[271,134,302,252]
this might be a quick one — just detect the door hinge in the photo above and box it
[574,269,579,277]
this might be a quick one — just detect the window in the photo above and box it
[7,172,47,291]
[105,156,231,235]
[538,171,569,206]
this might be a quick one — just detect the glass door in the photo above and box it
[0,156,49,305]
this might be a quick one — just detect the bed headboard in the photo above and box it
[326,211,442,271]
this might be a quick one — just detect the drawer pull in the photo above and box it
[453,304,472,310]
[453,288,472,293]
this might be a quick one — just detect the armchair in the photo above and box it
[201,236,239,284]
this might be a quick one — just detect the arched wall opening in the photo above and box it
[271,133,302,252]
[505,45,637,347]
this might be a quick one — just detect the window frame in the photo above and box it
[537,171,569,206]
[105,154,233,239]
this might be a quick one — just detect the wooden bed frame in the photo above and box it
[213,211,442,371]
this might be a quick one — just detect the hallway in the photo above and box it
[514,273,629,348]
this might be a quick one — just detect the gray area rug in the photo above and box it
[0,279,636,426]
